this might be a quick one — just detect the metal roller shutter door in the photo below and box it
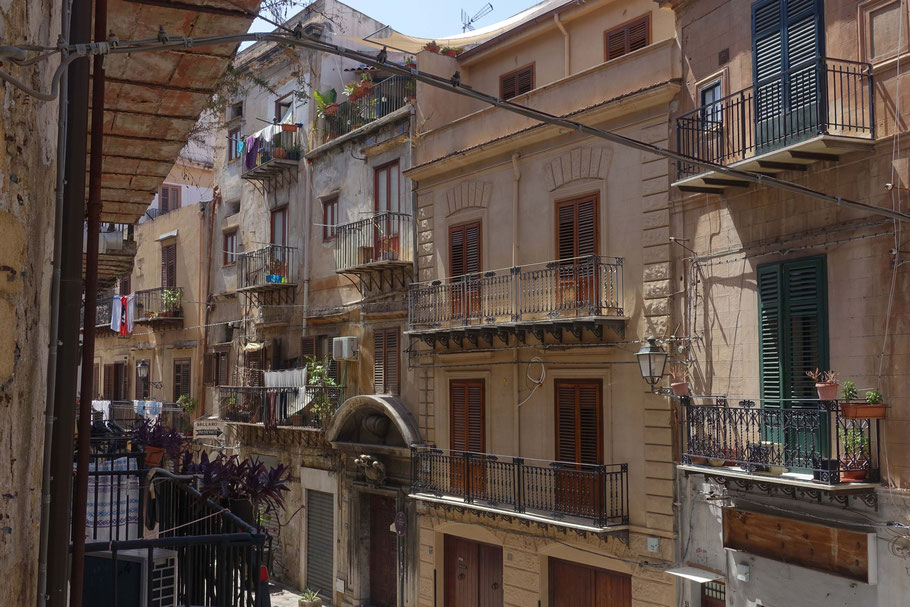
[306,490,334,595]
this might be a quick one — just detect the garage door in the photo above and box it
[306,490,334,595]
[549,558,630,607]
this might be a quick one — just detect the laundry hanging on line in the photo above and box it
[110,294,135,335]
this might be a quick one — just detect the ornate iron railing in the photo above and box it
[408,255,623,330]
[135,286,184,321]
[676,57,874,179]
[334,211,414,272]
[218,385,344,428]
[318,76,415,143]
[680,397,881,484]
[238,244,298,290]
[241,126,303,174]
[411,447,628,528]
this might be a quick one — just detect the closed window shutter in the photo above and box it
[204,354,214,385]
[500,73,516,100]
[247,350,262,387]
[605,15,650,60]
[555,381,601,464]
[758,264,784,409]
[161,187,170,212]
[557,196,598,259]
[103,364,114,400]
[93,364,100,400]
[449,222,481,277]
[115,363,127,400]
[384,330,398,394]
[450,380,484,452]
[516,67,533,95]
[302,337,316,359]
[218,352,229,386]
[500,66,533,100]
[628,17,649,52]
[373,331,384,393]
[605,29,627,60]
[173,360,191,401]
[161,244,176,288]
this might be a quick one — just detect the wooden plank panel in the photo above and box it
[722,508,874,583]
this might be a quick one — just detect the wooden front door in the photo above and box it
[549,558,630,607]
[444,536,502,607]
[554,380,603,519]
[449,221,481,320]
[556,195,598,314]
[450,380,485,497]
[369,494,398,607]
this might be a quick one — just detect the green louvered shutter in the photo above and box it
[758,265,784,411]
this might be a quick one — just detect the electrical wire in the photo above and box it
[516,357,545,407]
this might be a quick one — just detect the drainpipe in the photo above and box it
[302,160,313,335]
[37,1,71,604]
[45,0,90,603]
[511,152,521,456]
[70,0,107,603]
[554,14,570,78]
[199,187,220,416]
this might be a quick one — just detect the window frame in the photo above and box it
[555,192,600,260]
[554,378,604,465]
[604,13,652,61]
[373,327,400,395]
[227,127,242,162]
[223,229,238,266]
[859,0,910,64]
[449,378,485,453]
[270,205,289,247]
[161,242,177,288]
[158,184,181,213]
[275,92,294,122]
[499,63,535,100]
[322,197,339,241]
[698,78,724,126]
[173,358,192,402]
[230,101,244,120]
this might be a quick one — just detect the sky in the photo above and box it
[246,0,541,42]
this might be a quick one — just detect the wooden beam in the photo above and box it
[757,160,808,172]
[788,150,840,162]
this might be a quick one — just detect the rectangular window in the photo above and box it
[120,275,131,296]
[173,358,192,402]
[555,379,602,465]
[270,206,288,247]
[230,101,244,120]
[93,363,100,400]
[699,80,723,124]
[449,221,481,277]
[103,363,114,400]
[373,327,399,394]
[275,93,293,122]
[374,161,401,214]
[322,198,338,241]
[228,127,242,162]
[217,351,229,386]
[604,14,651,60]
[136,360,150,400]
[450,379,485,452]
[102,362,128,401]
[161,242,177,288]
[499,64,534,100]
[204,351,230,386]
[556,194,598,259]
[159,185,181,213]
[223,230,238,265]
[302,335,338,380]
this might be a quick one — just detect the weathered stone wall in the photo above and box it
[0,0,61,603]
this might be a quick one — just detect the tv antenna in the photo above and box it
[461,3,493,32]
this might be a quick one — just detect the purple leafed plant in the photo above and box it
[133,418,188,460]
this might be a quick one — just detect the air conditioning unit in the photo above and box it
[83,548,177,607]
[333,336,359,361]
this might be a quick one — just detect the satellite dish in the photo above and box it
[461,3,493,32]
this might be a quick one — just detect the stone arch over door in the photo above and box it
[325,394,422,450]
[543,146,612,191]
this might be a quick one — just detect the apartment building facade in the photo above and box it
[406,2,681,607]
[666,0,910,605]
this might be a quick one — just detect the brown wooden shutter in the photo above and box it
[204,354,214,385]
[218,352,229,386]
[161,243,176,288]
[93,363,100,400]
[114,363,127,400]
[555,380,602,465]
[628,17,649,52]
[500,73,516,100]
[173,359,191,401]
[373,331,384,393]
[160,187,170,212]
[384,329,398,394]
[301,336,316,360]
[247,350,263,387]
[103,364,114,400]
[556,196,598,259]
[500,65,533,100]
[450,380,484,452]
[605,15,650,60]
[516,66,533,95]
[449,222,481,277]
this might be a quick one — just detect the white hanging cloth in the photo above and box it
[110,294,135,335]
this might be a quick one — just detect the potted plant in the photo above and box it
[299,588,322,607]
[134,419,187,468]
[272,146,288,159]
[306,356,339,426]
[286,144,302,161]
[161,288,182,317]
[404,56,416,69]
[839,427,870,481]
[177,394,197,415]
[423,41,440,53]
[192,454,291,527]
[841,388,887,419]
[807,368,838,401]
[441,46,459,57]
[668,364,689,397]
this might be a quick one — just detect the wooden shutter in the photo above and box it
[557,195,598,259]
[173,359,191,401]
[161,243,176,288]
[373,328,399,394]
[114,363,127,400]
[500,73,516,100]
[103,364,114,400]
[450,379,484,452]
[217,352,229,386]
[204,353,215,385]
[499,65,533,100]
[301,336,316,360]
[449,221,481,277]
[555,380,602,465]
[247,350,263,387]
[605,15,651,60]
[758,256,828,409]
[373,331,384,394]
[93,363,100,400]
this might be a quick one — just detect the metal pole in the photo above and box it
[45,0,90,602]
[70,0,106,603]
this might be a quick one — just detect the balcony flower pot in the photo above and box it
[442,47,458,57]
[423,41,440,53]
[815,381,839,401]
[324,103,338,116]
[273,147,288,159]
[841,459,869,482]
[840,402,887,419]
[228,497,256,526]
[688,455,708,465]
[143,446,166,468]
[671,381,689,397]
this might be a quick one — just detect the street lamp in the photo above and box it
[636,336,668,391]
[136,360,163,389]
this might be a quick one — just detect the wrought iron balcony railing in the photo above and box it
[317,76,415,143]
[217,385,344,428]
[135,286,184,322]
[680,397,881,485]
[676,57,873,179]
[241,126,303,175]
[408,255,623,331]
[411,447,628,528]
[334,211,414,273]
[238,244,298,291]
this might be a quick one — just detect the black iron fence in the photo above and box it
[411,447,628,528]
[135,286,184,321]
[242,126,303,174]
[217,385,344,428]
[334,211,414,272]
[318,76,415,142]
[80,470,267,607]
[239,244,298,290]
[409,255,623,330]
[680,397,881,484]
[676,57,874,179]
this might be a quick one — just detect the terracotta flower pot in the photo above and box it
[443,49,458,57]
[324,103,338,116]
[424,44,440,53]
[840,402,887,419]
[689,456,708,465]
[841,459,869,482]
[671,381,689,397]
[816,382,839,401]
[144,446,165,468]
[273,147,287,159]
